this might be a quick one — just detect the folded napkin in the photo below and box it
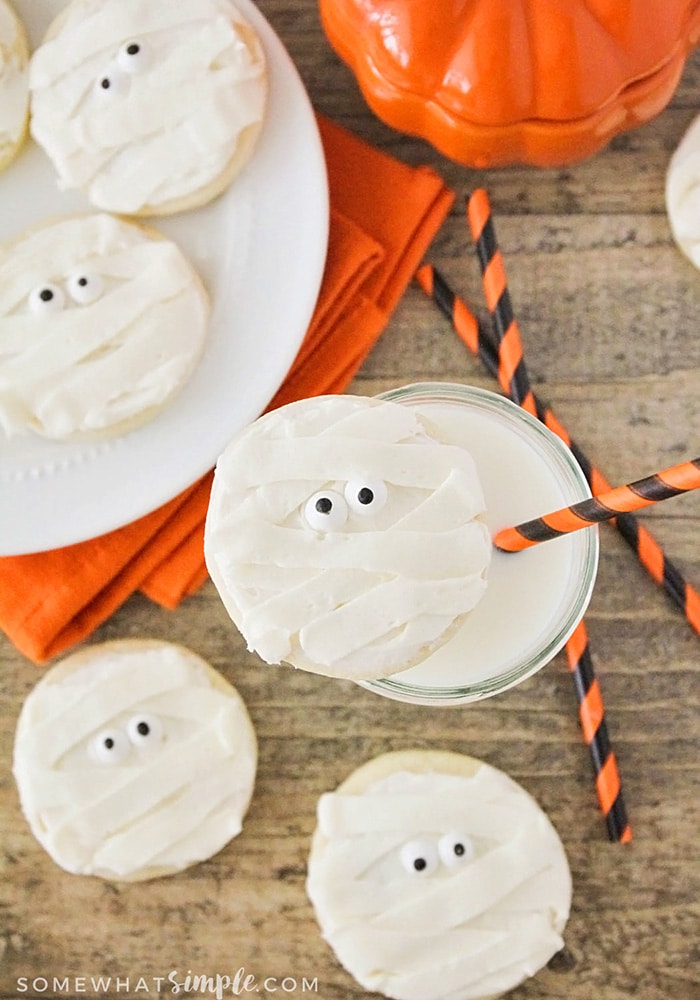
[0,116,454,664]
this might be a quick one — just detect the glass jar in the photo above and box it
[361,382,599,705]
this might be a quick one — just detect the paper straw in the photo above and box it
[414,264,700,637]
[415,262,633,842]
[466,188,537,416]
[566,622,633,843]
[494,457,700,551]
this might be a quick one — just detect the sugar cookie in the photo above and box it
[29,0,267,215]
[307,749,571,1000]
[204,394,492,681]
[666,112,700,270]
[13,639,257,882]
[0,0,29,172]
[0,212,209,440]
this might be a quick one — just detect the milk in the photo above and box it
[364,384,598,705]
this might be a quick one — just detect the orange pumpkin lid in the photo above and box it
[320,0,700,166]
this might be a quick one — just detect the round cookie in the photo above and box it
[666,112,700,269]
[306,749,572,1000]
[29,0,267,216]
[204,394,492,682]
[0,212,209,440]
[13,639,258,882]
[0,0,29,172]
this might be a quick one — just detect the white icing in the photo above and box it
[29,0,267,212]
[12,643,257,880]
[307,766,571,1000]
[0,213,209,439]
[0,0,28,153]
[204,395,492,681]
[666,112,700,269]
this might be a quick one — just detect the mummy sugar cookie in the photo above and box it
[0,0,29,172]
[204,394,492,682]
[29,0,267,215]
[666,112,700,269]
[0,213,209,440]
[307,750,572,1000]
[13,640,257,882]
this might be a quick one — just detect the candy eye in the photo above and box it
[94,69,130,99]
[399,839,439,876]
[303,490,348,531]
[126,714,163,748]
[344,479,388,515]
[438,831,474,868]
[91,729,130,764]
[28,283,65,316]
[66,272,104,305]
[117,40,150,75]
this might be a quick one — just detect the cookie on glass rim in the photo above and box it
[204,393,492,682]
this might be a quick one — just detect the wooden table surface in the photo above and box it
[1,3,699,999]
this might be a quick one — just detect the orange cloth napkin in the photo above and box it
[0,116,454,664]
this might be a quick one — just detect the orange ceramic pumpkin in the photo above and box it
[319,0,700,167]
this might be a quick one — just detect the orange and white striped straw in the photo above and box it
[467,188,537,417]
[495,458,700,551]
[565,621,632,843]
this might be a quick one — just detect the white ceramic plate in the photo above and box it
[0,0,329,556]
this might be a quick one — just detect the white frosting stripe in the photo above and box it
[2,257,191,378]
[391,473,485,530]
[31,1,239,82]
[87,103,245,213]
[90,760,250,876]
[318,791,523,841]
[27,656,194,766]
[357,616,462,675]
[0,216,175,305]
[341,915,562,1000]
[142,685,243,720]
[76,64,252,148]
[227,438,483,493]
[149,805,240,870]
[372,824,549,932]
[226,521,488,578]
[319,398,423,441]
[51,707,246,842]
[228,395,429,453]
[330,925,506,984]
[311,883,392,933]
[242,569,368,641]
[314,832,411,884]
[455,942,565,1000]
[299,576,486,665]
[35,295,205,433]
[242,573,480,653]
[314,825,549,934]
